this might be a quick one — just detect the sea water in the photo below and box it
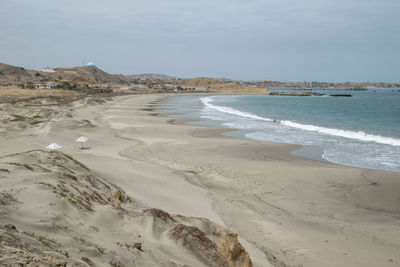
[161,89,400,172]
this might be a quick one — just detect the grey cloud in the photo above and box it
[0,0,399,81]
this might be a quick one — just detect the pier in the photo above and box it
[266,88,368,91]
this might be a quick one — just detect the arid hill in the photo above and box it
[0,63,31,83]
[37,66,130,88]
[126,73,177,81]
[0,62,270,94]
[179,78,267,93]
[0,63,131,89]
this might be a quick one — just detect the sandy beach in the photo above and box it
[1,94,400,266]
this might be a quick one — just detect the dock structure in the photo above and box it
[266,88,368,91]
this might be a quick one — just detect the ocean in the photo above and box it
[161,89,400,172]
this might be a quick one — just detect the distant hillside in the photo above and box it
[2,62,397,94]
[47,66,130,85]
[126,73,177,81]
[0,63,31,83]
[247,80,400,89]
[179,77,267,93]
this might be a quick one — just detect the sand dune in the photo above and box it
[0,149,252,266]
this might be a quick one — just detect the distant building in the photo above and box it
[54,68,78,74]
[41,67,56,73]
[35,83,45,89]
[46,82,58,88]
[87,62,95,66]
[34,82,58,89]
[129,84,148,91]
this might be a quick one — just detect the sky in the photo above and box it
[0,0,399,82]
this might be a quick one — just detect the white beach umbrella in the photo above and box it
[76,136,88,149]
[46,143,62,150]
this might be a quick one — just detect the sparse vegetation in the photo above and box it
[0,168,10,172]
[22,231,36,238]
[1,150,89,172]
[81,256,94,266]
[52,222,69,231]
[22,231,58,248]
[95,244,105,254]
[58,81,79,91]
[0,149,45,159]
[109,260,123,267]
[38,181,55,188]
[30,120,43,125]
[7,162,34,171]
[25,81,34,88]
[0,192,17,205]
[60,152,90,171]
[63,172,78,181]
[53,163,74,173]
[4,230,17,238]
[32,164,51,172]
[10,114,26,122]
[37,235,58,248]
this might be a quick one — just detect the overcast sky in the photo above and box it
[1,0,399,82]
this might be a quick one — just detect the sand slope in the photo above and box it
[0,97,255,266]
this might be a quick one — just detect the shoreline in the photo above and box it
[161,93,399,172]
[143,94,400,266]
[131,94,400,266]
[1,94,400,266]
[157,95,329,163]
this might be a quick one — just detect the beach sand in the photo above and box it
[1,94,400,266]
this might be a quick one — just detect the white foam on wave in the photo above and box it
[201,97,272,122]
[200,96,400,147]
[281,120,400,147]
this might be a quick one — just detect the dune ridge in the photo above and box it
[0,149,252,266]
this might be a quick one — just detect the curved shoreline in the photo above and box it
[2,94,400,266]
[160,94,400,172]
[147,94,400,266]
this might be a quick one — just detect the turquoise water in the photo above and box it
[163,89,400,172]
[213,90,400,139]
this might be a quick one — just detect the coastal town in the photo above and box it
[1,62,399,102]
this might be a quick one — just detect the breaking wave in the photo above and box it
[200,96,400,147]
[201,97,272,122]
